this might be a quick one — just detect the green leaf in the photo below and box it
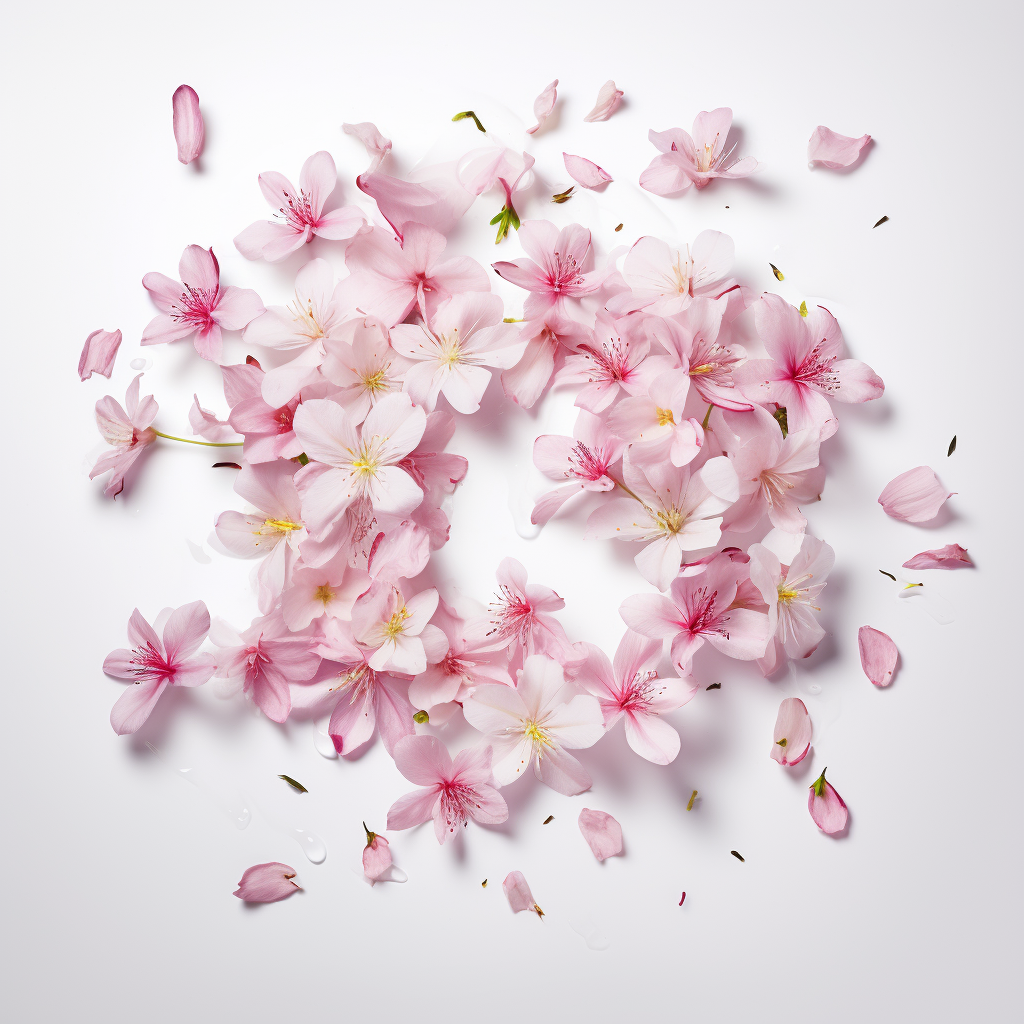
[278,774,307,793]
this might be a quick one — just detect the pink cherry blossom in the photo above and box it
[357,162,474,241]
[576,631,697,764]
[526,79,558,134]
[458,146,536,243]
[142,245,264,362]
[620,552,770,672]
[771,697,811,765]
[583,81,623,122]
[578,808,623,860]
[103,602,216,734]
[501,309,590,409]
[281,556,369,631]
[808,768,848,834]
[640,108,759,194]
[586,454,739,591]
[858,626,899,687]
[189,394,236,442]
[234,151,365,262]
[606,369,704,467]
[90,373,158,497]
[319,317,411,422]
[503,871,542,916]
[362,825,392,882]
[172,85,204,165]
[463,655,604,795]
[386,735,508,844]
[531,410,627,526]
[902,544,973,569]
[563,152,612,189]
[233,862,300,903]
[343,121,392,173]
[736,294,884,440]
[391,292,526,414]
[808,126,871,169]
[78,328,121,381]
[350,581,442,675]
[878,466,953,523]
[221,359,306,465]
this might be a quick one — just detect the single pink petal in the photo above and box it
[78,329,122,381]
[583,80,624,122]
[172,85,204,164]
[503,870,542,916]
[233,862,300,902]
[578,808,623,861]
[878,466,954,522]
[526,79,558,135]
[110,678,167,735]
[858,626,899,688]
[807,126,871,169]
[808,769,849,834]
[189,394,237,441]
[902,544,973,570]
[563,152,613,190]
[362,828,392,882]
[343,121,392,172]
[770,697,811,765]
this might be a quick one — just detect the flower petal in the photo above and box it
[770,697,811,765]
[858,626,899,688]
[172,85,204,165]
[583,80,623,122]
[233,862,300,902]
[563,152,612,190]
[878,466,953,523]
[902,544,973,570]
[807,126,871,169]
[578,808,623,861]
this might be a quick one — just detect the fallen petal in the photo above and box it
[172,85,204,165]
[878,466,953,522]
[78,329,121,381]
[233,862,300,902]
[503,870,542,916]
[858,626,899,687]
[583,80,624,122]
[526,79,558,135]
[563,152,613,190]
[807,126,871,169]
[808,769,848,834]
[362,825,392,883]
[770,697,811,765]
[343,121,392,173]
[578,808,623,861]
[902,544,973,570]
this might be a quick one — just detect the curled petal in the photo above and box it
[172,85,204,164]
[583,80,623,122]
[563,152,613,190]
[902,544,973,570]
[807,126,871,169]
[808,770,848,834]
[578,808,623,861]
[233,862,300,902]
[503,870,541,915]
[858,626,899,688]
[770,697,811,765]
[78,329,122,381]
[526,79,558,135]
[878,466,953,523]
[343,121,392,172]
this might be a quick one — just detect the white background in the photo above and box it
[3,1,1021,1020]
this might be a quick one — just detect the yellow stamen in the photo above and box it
[314,584,334,605]
[383,607,410,639]
[361,367,390,394]
[262,518,302,533]
[524,721,552,750]
[655,407,675,426]
[438,328,462,368]
[689,363,714,375]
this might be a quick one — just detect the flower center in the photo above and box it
[383,606,410,640]
[655,407,675,426]
[314,584,334,605]
[523,720,552,750]
[361,366,391,394]
[656,506,685,534]
[438,329,462,368]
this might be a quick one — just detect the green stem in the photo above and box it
[611,475,644,504]
[153,430,244,448]
[701,404,714,431]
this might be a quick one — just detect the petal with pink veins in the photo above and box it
[526,79,558,134]
[578,808,623,861]
[583,81,624,122]
[858,626,899,687]
[807,126,871,169]
[233,862,300,902]
[503,870,542,915]
[808,769,848,834]
[563,152,612,189]
[878,466,954,522]
[172,85,204,165]
[902,544,973,569]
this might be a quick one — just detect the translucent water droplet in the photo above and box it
[376,864,408,884]
[806,683,821,695]
[568,914,611,951]
[129,357,151,370]
[313,720,337,759]
[289,827,327,864]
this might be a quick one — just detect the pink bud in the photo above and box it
[578,808,623,861]
[78,328,121,381]
[878,466,953,523]
[807,126,872,169]
[233,862,300,903]
[902,544,973,570]
[583,80,624,123]
[770,697,811,765]
[808,769,848,834]
[858,626,899,687]
[362,824,392,883]
[563,152,613,190]
[503,870,543,916]
[172,85,204,165]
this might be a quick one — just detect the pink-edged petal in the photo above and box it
[878,466,954,523]
[583,81,623,122]
[807,126,871,169]
[503,870,541,914]
[858,626,899,688]
[110,679,167,735]
[233,862,300,903]
[536,745,593,796]
[578,807,623,861]
[902,544,973,570]
[808,770,849,834]
[172,85,204,164]
[563,152,612,190]
[770,697,811,765]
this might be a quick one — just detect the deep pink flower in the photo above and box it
[142,245,264,362]
[578,808,623,860]
[808,126,871,169]
[103,602,216,734]
[90,373,158,497]
[171,85,204,165]
[234,151,365,262]
[386,735,508,844]
[583,81,623,122]
[233,862,300,903]
[858,626,898,687]
[526,80,558,134]
[878,467,953,523]
[902,544,973,569]
[771,697,811,765]
[78,328,121,381]
[808,768,848,834]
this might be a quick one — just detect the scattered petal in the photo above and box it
[858,626,899,687]
[807,126,871,169]
[808,769,848,834]
[770,697,811,765]
[362,824,392,882]
[878,466,954,522]
[902,544,973,570]
[578,808,623,861]
[342,121,392,172]
[233,862,300,902]
[78,329,122,381]
[584,80,624,122]
[172,85,204,165]
[526,80,558,135]
[503,870,543,916]
[563,152,612,190]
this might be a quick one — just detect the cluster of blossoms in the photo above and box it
[85,84,968,900]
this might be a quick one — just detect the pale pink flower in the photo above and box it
[365,522,431,584]
[526,79,558,134]
[234,151,365,262]
[222,359,305,464]
[350,581,441,675]
[187,394,235,442]
[808,768,848,834]
[531,410,627,526]
[233,862,300,903]
[902,544,973,569]
[172,85,204,164]
[878,467,953,523]
[342,223,489,327]
[387,735,508,844]
[78,328,121,381]
[640,108,759,194]
[620,552,770,673]
[563,152,612,189]
[463,655,604,795]
[735,294,884,440]
[458,146,536,243]
[357,162,474,241]
[391,292,527,414]
[90,373,158,497]
[281,556,369,631]
[362,825,392,882]
[343,121,392,173]
[858,626,898,687]
[586,454,739,591]
[583,81,623,122]
[771,697,811,765]
[103,602,216,735]
[807,126,871,169]
[501,310,590,409]
[578,808,623,860]
[493,221,607,318]
[503,871,543,916]
[320,317,411,422]
[142,245,264,362]
[606,369,704,467]
[576,631,697,764]
[292,392,427,537]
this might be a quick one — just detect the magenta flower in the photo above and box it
[90,373,158,498]
[771,697,812,766]
[171,85,204,165]
[578,808,623,861]
[808,768,849,834]
[858,627,899,687]
[386,735,508,844]
[878,466,953,523]
[142,245,264,362]
[78,328,121,381]
[234,151,365,263]
[103,602,216,735]
[641,108,759,194]
[233,862,300,903]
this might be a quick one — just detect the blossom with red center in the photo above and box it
[90,374,159,498]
